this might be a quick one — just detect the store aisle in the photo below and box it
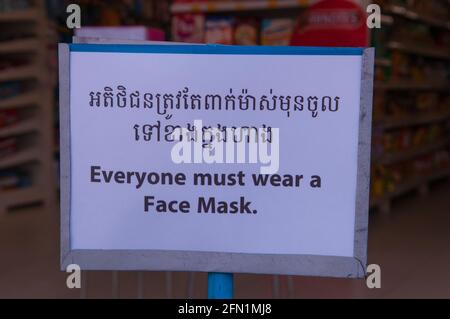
[285,180,450,299]
[1,180,450,298]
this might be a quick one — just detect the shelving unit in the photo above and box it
[375,58,392,68]
[376,112,450,130]
[0,90,40,110]
[378,138,450,165]
[0,0,55,215]
[0,118,38,138]
[387,41,450,61]
[371,0,450,213]
[375,81,450,91]
[170,0,313,14]
[0,8,39,22]
[0,38,39,54]
[371,167,450,212]
[385,4,450,30]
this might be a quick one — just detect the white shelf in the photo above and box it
[0,9,39,22]
[377,112,450,130]
[0,65,40,82]
[0,119,39,138]
[386,5,450,30]
[0,90,39,110]
[1,186,44,210]
[375,81,450,91]
[371,167,450,208]
[387,41,450,60]
[0,38,39,54]
[0,147,40,170]
[171,0,312,13]
[375,58,392,68]
[381,14,394,26]
[377,138,450,165]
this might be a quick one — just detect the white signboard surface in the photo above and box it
[60,44,373,277]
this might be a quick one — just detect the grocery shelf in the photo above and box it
[0,90,40,110]
[380,14,394,26]
[377,138,450,165]
[375,81,450,91]
[0,1,55,214]
[377,112,450,130]
[0,118,39,138]
[371,167,450,209]
[0,38,39,54]
[0,65,40,82]
[385,5,450,30]
[0,187,44,213]
[171,0,311,14]
[387,41,450,60]
[375,58,392,68]
[0,147,40,170]
[0,9,39,22]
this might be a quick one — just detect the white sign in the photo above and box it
[60,44,373,277]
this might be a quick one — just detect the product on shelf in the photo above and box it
[260,18,294,46]
[0,30,35,43]
[416,93,439,112]
[0,137,17,159]
[0,0,32,12]
[234,18,258,45]
[376,92,449,120]
[290,0,368,47]
[0,169,31,191]
[172,13,205,43]
[0,171,19,189]
[75,26,165,42]
[0,56,32,72]
[374,120,447,159]
[205,16,234,44]
[0,81,22,99]
[434,150,450,168]
[371,147,450,199]
[0,109,19,128]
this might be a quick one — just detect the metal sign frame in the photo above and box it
[59,42,374,278]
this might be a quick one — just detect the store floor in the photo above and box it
[1,180,450,299]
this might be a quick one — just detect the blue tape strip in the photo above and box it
[69,43,364,56]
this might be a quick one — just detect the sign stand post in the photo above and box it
[208,273,233,299]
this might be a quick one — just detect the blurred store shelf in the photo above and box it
[375,81,450,91]
[381,14,394,26]
[0,90,40,110]
[377,138,450,165]
[0,8,39,22]
[371,167,450,211]
[0,187,44,213]
[0,147,40,170]
[171,0,312,13]
[0,38,40,54]
[372,0,450,212]
[385,4,450,30]
[387,41,450,61]
[0,65,40,82]
[0,0,55,213]
[0,118,39,139]
[376,112,450,130]
[375,58,392,68]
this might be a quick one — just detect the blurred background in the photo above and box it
[0,0,449,298]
